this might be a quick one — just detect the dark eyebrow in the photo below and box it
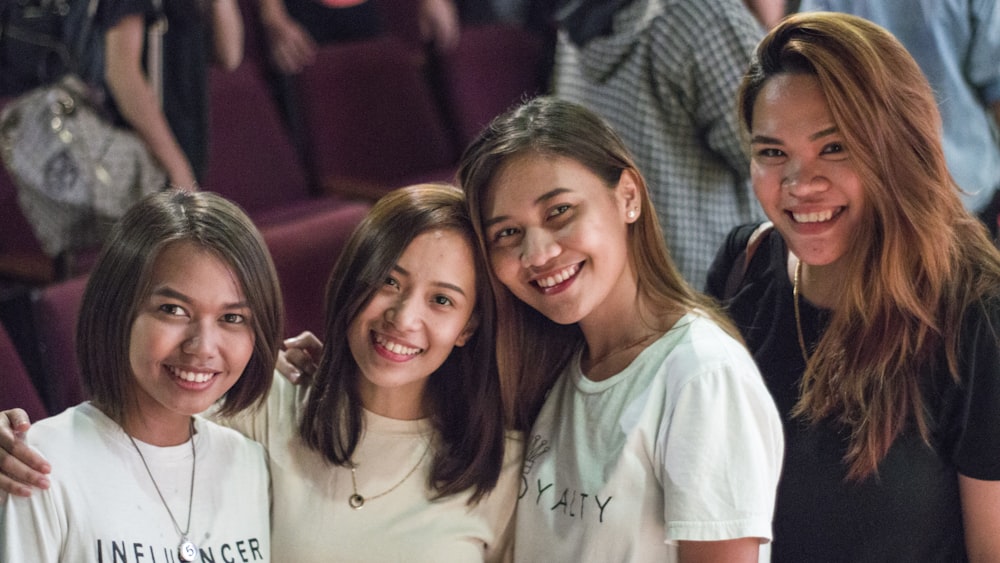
[484,187,572,229]
[151,286,249,310]
[750,126,839,145]
[392,264,468,297]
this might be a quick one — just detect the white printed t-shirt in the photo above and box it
[0,402,270,562]
[514,313,783,562]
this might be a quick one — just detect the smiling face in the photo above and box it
[483,152,639,327]
[750,73,866,268]
[128,241,255,439]
[347,229,478,419]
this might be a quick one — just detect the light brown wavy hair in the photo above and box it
[738,12,1000,479]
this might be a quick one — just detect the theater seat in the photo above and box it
[294,36,459,201]
[261,200,370,340]
[30,275,88,415]
[433,24,549,148]
[0,321,48,421]
[204,59,357,228]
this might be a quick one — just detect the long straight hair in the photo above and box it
[297,184,505,503]
[738,12,1000,479]
[458,96,741,432]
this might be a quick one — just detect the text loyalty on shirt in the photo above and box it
[520,477,614,523]
[520,434,613,523]
[95,537,264,563]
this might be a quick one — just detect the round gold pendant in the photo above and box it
[349,494,365,509]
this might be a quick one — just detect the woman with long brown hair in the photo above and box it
[707,12,1000,561]
[459,96,783,562]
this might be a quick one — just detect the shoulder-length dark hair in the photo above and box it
[458,96,740,432]
[298,183,505,503]
[737,12,1000,479]
[78,189,284,424]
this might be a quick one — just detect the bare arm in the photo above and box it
[257,0,315,74]
[960,474,1000,562]
[0,409,50,497]
[742,0,785,29]
[678,538,760,563]
[418,0,460,53]
[210,0,244,71]
[105,15,197,189]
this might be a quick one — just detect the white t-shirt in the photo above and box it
[227,374,522,562]
[514,313,784,562]
[0,402,271,562]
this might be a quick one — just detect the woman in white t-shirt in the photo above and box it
[0,190,281,562]
[457,96,784,562]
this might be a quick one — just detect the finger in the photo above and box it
[284,347,318,378]
[283,330,319,351]
[0,439,51,495]
[275,351,301,384]
[0,408,33,455]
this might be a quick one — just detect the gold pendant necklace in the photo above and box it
[792,259,810,364]
[126,419,198,562]
[348,441,431,510]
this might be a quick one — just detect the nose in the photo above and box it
[781,157,828,196]
[519,227,560,269]
[385,294,421,331]
[181,321,218,358]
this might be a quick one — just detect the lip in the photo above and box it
[530,262,582,295]
[166,365,218,389]
[372,331,423,362]
[785,206,845,233]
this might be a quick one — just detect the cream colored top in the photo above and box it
[227,373,522,562]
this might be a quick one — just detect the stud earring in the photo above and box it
[627,209,636,219]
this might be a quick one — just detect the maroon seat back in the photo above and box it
[0,322,48,420]
[261,200,371,340]
[204,59,314,213]
[31,275,88,415]
[295,36,458,200]
[434,24,549,147]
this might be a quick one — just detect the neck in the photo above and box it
[792,255,844,310]
[120,409,194,447]
[358,379,428,421]
[579,297,677,381]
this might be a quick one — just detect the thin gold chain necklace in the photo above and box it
[792,259,810,364]
[586,332,660,370]
[125,419,198,562]
[348,441,431,510]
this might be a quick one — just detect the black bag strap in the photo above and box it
[723,220,773,299]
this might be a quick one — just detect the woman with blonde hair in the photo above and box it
[706,12,1000,561]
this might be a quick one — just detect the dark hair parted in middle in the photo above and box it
[298,183,505,503]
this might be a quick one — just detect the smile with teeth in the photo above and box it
[374,333,423,356]
[791,207,841,223]
[168,365,215,384]
[535,263,580,289]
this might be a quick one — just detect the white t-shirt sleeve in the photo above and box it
[659,360,783,544]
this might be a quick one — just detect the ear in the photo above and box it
[454,314,479,347]
[617,169,641,223]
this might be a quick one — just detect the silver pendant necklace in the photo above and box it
[125,418,198,562]
[348,442,430,509]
